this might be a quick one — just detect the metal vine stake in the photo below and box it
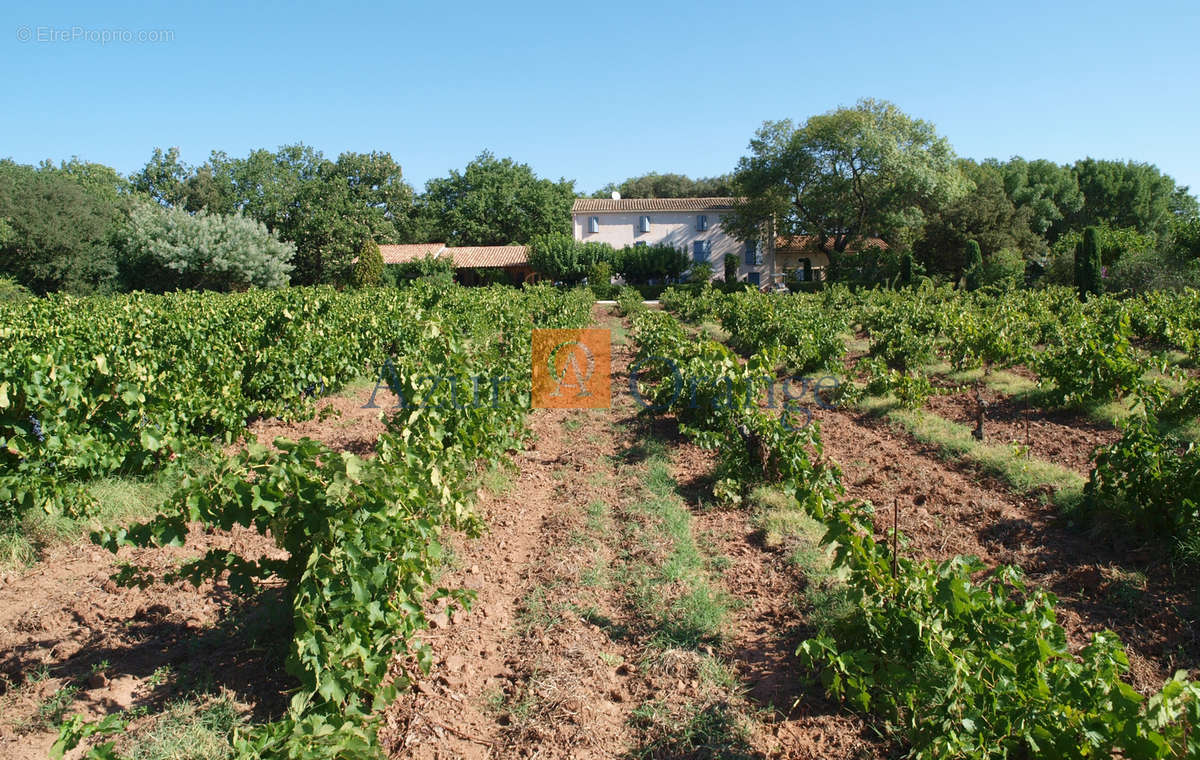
[891,495,899,582]
[1024,394,1032,455]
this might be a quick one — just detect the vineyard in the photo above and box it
[1,283,1198,759]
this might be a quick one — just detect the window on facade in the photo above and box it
[744,241,758,266]
[588,216,599,234]
[634,241,647,247]
[639,215,651,233]
[747,272,761,286]
[696,214,707,231]
[693,240,710,262]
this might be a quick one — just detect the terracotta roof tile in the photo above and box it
[378,243,445,264]
[447,245,529,268]
[572,197,743,213]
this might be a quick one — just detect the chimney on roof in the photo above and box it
[611,191,621,200]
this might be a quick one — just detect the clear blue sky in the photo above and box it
[3,0,1198,195]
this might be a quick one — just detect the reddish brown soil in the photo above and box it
[0,387,400,759]
[0,527,287,760]
[923,390,1120,475]
[382,308,652,758]
[805,401,1199,692]
[671,443,887,760]
[381,400,652,758]
[243,384,398,456]
[1003,364,1041,383]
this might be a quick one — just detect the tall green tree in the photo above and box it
[728,99,969,267]
[1071,159,1184,237]
[996,157,1083,242]
[724,252,738,282]
[899,251,914,286]
[352,240,384,288]
[419,152,574,246]
[1169,186,1200,221]
[915,159,1044,276]
[591,172,734,199]
[0,160,128,293]
[612,244,689,284]
[1052,222,1155,267]
[130,146,192,207]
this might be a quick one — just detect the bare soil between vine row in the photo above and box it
[805,399,1199,692]
[0,304,1194,759]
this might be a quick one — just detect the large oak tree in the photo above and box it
[417,152,574,246]
[727,99,969,263]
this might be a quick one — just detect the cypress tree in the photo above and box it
[352,240,384,287]
[899,251,914,287]
[1073,239,1086,295]
[964,240,983,291]
[1076,226,1103,300]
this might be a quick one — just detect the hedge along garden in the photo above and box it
[0,283,593,758]
[628,291,1200,759]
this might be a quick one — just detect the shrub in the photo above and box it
[0,276,31,302]
[1107,247,1200,293]
[724,253,738,282]
[1086,418,1199,546]
[688,261,715,284]
[1035,308,1146,406]
[587,260,617,299]
[869,321,938,372]
[388,253,454,285]
[124,202,294,291]
[616,286,645,316]
[528,233,612,284]
[0,161,127,295]
[860,356,935,408]
[613,243,689,284]
[1055,222,1156,267]
[979,248,1025,291]
[351,240,384,287]
[832,244,917,287]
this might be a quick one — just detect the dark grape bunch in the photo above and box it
[29,414,44,443]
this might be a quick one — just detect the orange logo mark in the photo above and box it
[531,329,611,409]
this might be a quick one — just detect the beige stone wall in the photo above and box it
[572,210,769,282]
